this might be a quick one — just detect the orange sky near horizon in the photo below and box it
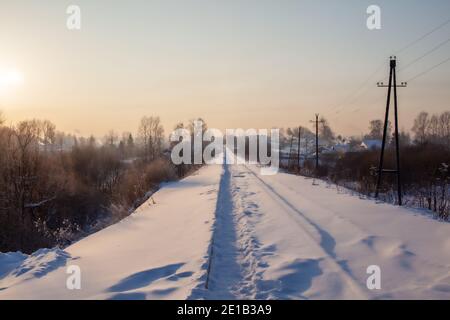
[1,0,449,138]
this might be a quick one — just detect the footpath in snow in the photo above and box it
[1,162,450,299]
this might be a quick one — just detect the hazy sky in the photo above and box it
[1,0,449,137]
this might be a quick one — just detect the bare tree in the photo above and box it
[88,135,96,146]
[117,132,134,158]
[427,114,439,142]
[39,120,56,152]
[138,116,164,161]
[0,120,48,247]
[319,117,335,143]
[439,111,450,145]
[365,119,392,140]
[368,120,383,139]
[412,112,429,144]
[104,130,118,147]
[188,118,207,135]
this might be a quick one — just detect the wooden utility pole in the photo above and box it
[305,135,308,163]
[310,114,325,171]
[375,56,407,206]
[297,126,302,170]
[287,135,294,169]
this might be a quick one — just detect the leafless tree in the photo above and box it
[319,117,335,143]
[103,130,118,147]
[138,116,164,161]
[412,112,429,144]
[364,119,392,141]
[39,120,56,151]
[439,111,450,145]
[427,114,439,142]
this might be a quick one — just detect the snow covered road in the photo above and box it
[1,162,450,299]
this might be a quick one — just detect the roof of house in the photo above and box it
[361,139,382,149]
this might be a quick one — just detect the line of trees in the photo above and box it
[279,111,450,220]
[412,111,450,145]
[0,113,200,253]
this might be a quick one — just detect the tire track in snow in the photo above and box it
[243,164,369,299]
[265,175,374,237]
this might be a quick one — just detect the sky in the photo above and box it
[0,0,449,138]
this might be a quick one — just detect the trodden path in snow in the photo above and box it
[196,164,266,299]
[199,163,450,300]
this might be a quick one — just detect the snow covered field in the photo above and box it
[1,161,450,300]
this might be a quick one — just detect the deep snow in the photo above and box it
[1,161,450,300]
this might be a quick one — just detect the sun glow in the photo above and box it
[0,68,24,93]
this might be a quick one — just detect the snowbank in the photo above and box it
[0,164,222,299]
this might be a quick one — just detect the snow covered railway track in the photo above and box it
[200,165,261,299]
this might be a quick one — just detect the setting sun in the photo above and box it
[0,68,24,93]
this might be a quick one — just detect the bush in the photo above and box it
[0,123,181,253]
[114,158,177,210]
[327,143,450,219]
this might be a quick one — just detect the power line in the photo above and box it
[340,52,449,135]
[395,17,450,54]
[336,84,375,112]
[331,88,388,123]
[343,55,450,117]
[399,36,450,72]
[329,16,450,118]
[340,52,450,119]
[330,62,385,113]
[406,56,450,82]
